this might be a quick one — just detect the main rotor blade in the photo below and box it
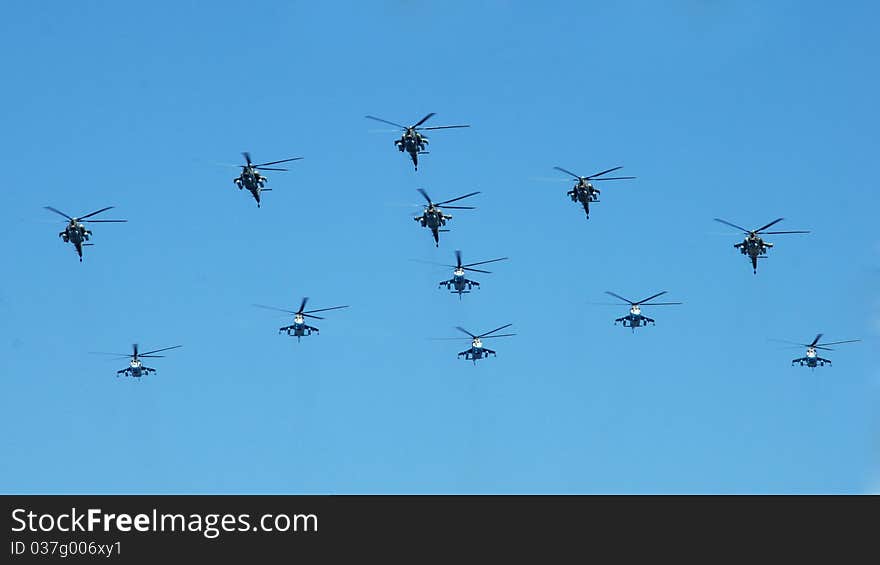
[755,218,784,233]
[255,167,288,172]
[462,257,509,268]
[604,291,634,304]
[438,205,475,210]
[640,302,682,306]
[133,343,139,356]
[44,206,73,220]
[552,166,582,180]
[768,338,809,347]
[412,113,436,128]
[455,250,462,268]
[462,267,492,274]
[455,326,477,338]
[635,291,668,304]
[419,125,470,130]
[586,166,623,179]
[83,219,127,223]
[78,206,115,220]
[298,297,309,314]
[242,152,252,165]
[481,333,516,339]
[140,345,182,356]
[252,304,298,314]
[713,218,750,233]
[479,323,513,338]
[590,176,636,181]
[303,305,349,315]
[436,191,480,206]
[255,157,303,167]
[409,258,457,268]
[815,339,861,347]
[138,355,166,358]
[365,115,407,129]
[808,334,823,347]
[301,313,324,320]
[417,188,433,205]
[761,230,810,235]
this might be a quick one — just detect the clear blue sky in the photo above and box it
[1,1,877,493]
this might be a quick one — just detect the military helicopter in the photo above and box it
[44,206,127,261]
[91,344,182,379]
[233,152,303,207]
[714,217,810,274]
[438,324,516,364]
[604,291,682,332]
[429,250,508,299]
[253,297,349,342]
[414,188,479,247]
[365,113,469,170]
[773,334,861,369]
[553,165,636,219]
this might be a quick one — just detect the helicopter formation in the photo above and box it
[47,110,860,372]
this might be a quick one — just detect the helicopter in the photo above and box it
[233,152,303,207]
[604,291,682,332]
[429,250,508,299]
[44,206,127,261]
[414,188,479,247]
[91,343,182,379]
[365,113,469,170]
[774,334,861,369]
[253,297,349,342]
[438,324,516,364]
[714,217,810,274]
[553,165,636,219]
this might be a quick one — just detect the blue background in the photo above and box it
[1,1,877,493]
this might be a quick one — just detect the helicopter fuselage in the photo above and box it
[59,222,91,260]
[440,270,478,298]
[614,305,655,331]
[396,130,428,169]
[569,182,599,218]
[416,207,451,246]
[572,181,598,202]
[419,208,447,230]
[441,270,477,294]
[735,235,772,273]
[234,167,268,206]
[458,338,496,364]
[117,359,155,378]
[792,347,830,368]
[279,315,319,342]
